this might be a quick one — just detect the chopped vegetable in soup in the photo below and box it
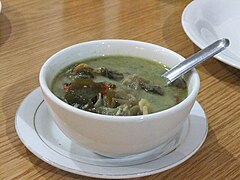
[51,56,187,115]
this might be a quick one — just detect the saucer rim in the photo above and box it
[15,88,208,179]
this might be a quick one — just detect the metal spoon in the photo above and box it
[162,38,230,85]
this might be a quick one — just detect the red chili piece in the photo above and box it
[63,85,70,90]
[101,84,109,95]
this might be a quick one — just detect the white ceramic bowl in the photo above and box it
[39,40,200,157]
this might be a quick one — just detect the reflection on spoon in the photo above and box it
[162,38,230,85]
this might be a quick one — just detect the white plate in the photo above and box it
[182,0,240,69]
[15,88,208,179]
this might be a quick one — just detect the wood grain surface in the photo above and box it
[0,0,240,179]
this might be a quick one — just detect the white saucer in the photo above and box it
[15,88,208,179]
[182,0,240,69]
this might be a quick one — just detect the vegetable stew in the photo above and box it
[51,56,187,116]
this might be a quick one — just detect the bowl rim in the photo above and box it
[39,39,200,122]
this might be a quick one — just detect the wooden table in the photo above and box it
[1,0,240,179]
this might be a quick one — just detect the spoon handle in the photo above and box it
[162,38,230,84]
